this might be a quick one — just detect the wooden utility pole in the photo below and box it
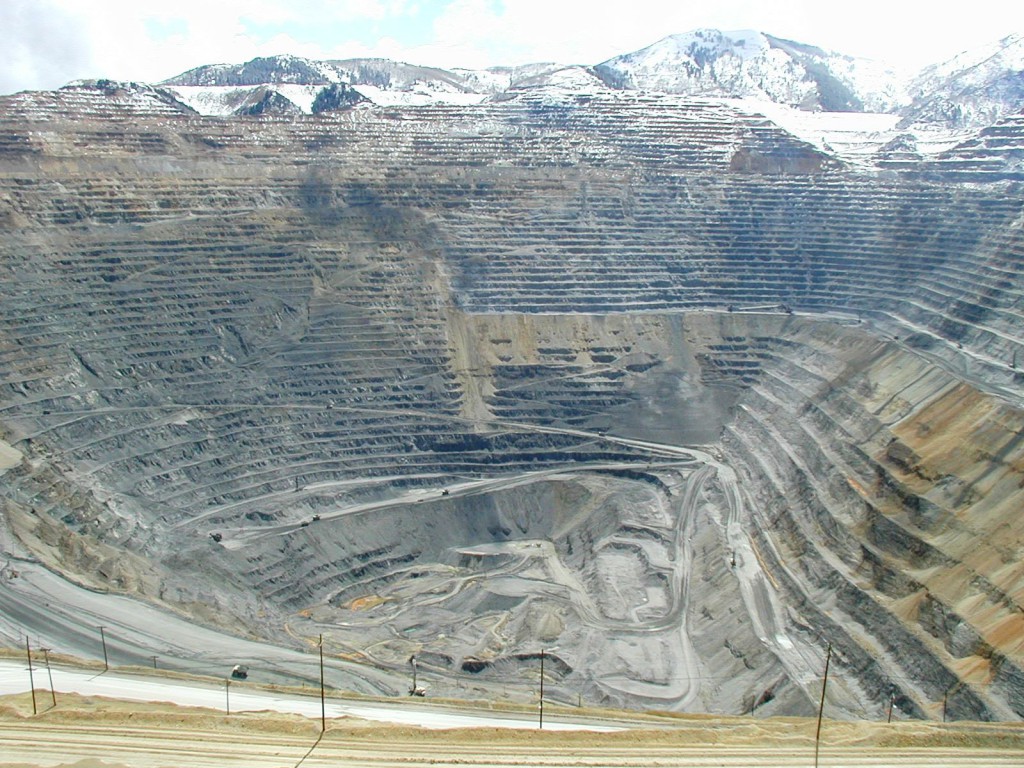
[319,634,326,733]
[25,637,36,715]
[98,626,109,671]
[539,649,545,730]
[814,643,832,768]
[41,648,56,708]
[942,681,966,723]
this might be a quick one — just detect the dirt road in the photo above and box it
[2,692,1022,768]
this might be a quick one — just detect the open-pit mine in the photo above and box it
[0,77,1022,724]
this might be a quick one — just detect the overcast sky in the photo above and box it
[4,0,1022,95]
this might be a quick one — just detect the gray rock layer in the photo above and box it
[0,84,1022,720]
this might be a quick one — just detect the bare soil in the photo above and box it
[1,692,1021,768]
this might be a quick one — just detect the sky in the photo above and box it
[3,0,1022,95]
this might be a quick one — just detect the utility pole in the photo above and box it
[41,648,56,708]
[814,643,832,768]
[539,649,545,730]
[887,693,894,724]
[150,656,158,669]
[25,636,37,715]
[225,679,230,715]
[319,634,325,733]
[942,681,963,723]
[98,626,109,671]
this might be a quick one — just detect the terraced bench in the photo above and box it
[0,82,1022,718]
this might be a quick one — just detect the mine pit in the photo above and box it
[0,83,1021,724]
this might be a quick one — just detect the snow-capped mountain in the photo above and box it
[161,55,579,114]
[163,55,337,87]
[161,38,906,118]
[163,55,470,114]
[149,29,1023,136]
[899,33,1024,130]
[449,63,575,93]
[593,29,907,112]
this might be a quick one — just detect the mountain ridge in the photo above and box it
[148,29,1024,133]
[900,32,1024,129]
[592,29,905,112]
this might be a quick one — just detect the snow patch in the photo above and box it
[736,98,967,164]
[352,84,487,107]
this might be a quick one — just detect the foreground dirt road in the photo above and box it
[2,692,1022,768]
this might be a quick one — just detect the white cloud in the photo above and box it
[1,0,1021,93]
[417,0,805,67]
[413,0,1021,71]
[0,1,96,92]
[0,0,426,89]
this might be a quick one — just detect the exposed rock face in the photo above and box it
[0,80,1022,721]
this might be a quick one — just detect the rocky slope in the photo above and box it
[0,59,1021,721]
[901,33,1024,130]
[593,29,906,112]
